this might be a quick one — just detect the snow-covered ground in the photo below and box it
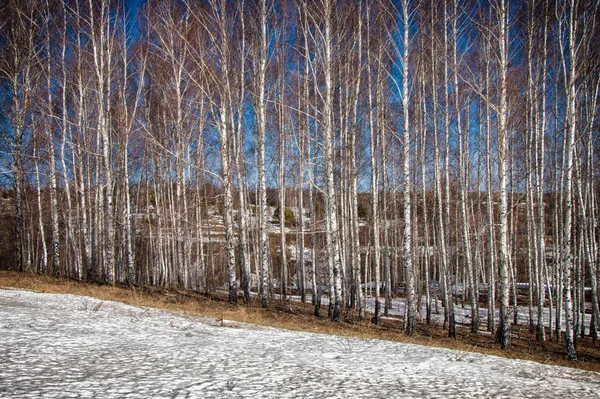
[286,290,589,336]
[1,289,598,398]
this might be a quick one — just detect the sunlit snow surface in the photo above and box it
[1,289,598,398]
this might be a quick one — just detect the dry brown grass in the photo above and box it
[2,269,599,372]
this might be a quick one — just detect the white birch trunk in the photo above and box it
[442,0,456,338]
[367,5,381,323]
[484,24,497,333]
[535,0,549,341]
[349,2,364,319]
[257,0,271,308]
[234,6,251,304]
[278,76,288,303]
[398,0,416,335]
[495,0,511,349]
[44,5,61,276]
[558,0,578,359]
[33,144,48,273]
[420,60,431,325]
[323,0,343,321]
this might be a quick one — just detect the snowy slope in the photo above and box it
[0,289,598,398]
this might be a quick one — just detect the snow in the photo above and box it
[288,287,591,336]
[1,289,599,398]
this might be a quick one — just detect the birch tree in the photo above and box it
[492,0,512,349]
[321,0,343,321]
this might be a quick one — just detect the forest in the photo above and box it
[0,0,599,361]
